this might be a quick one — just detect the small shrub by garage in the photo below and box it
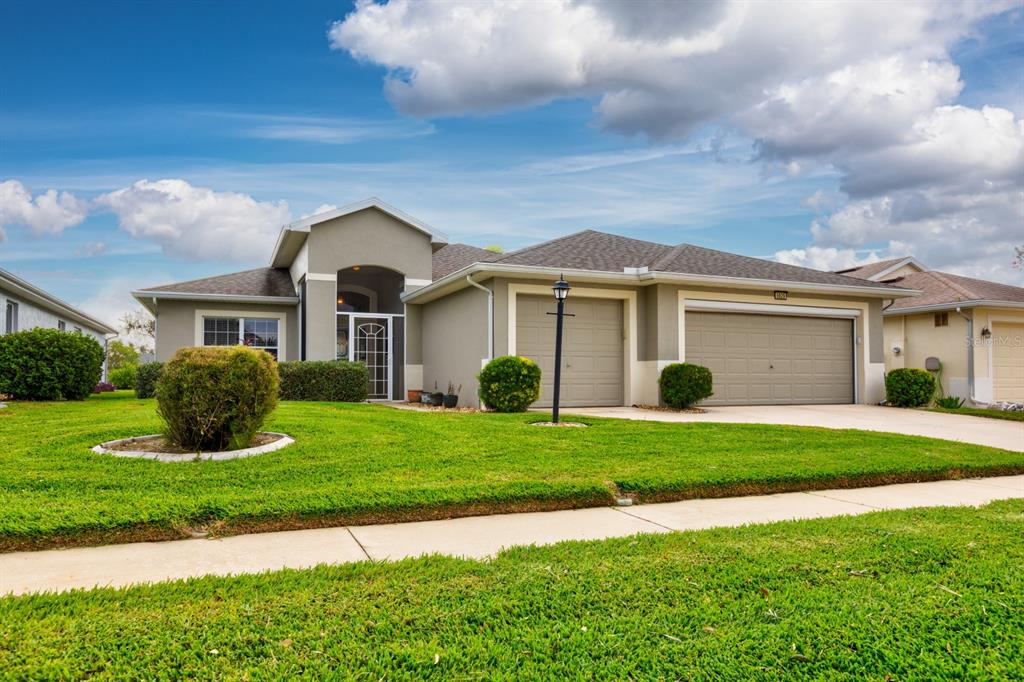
[278,360,368,402]
[109,364,137,390]
[659,362,714,409]
[478,355,542,412]
[0,328,104,400]
[157,346,279,451]
[885,368,936,408]
[134,361,163,399]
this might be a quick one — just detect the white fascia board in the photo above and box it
[1,267,118,334]
[402,262,919,304]
[867,257,929,281]
[131,290,300,307]
[883,300,1024,316]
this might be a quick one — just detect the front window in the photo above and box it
[4,301,17,334]
[202,317,279,359]
[58,321,66,331]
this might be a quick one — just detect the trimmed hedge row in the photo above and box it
[278,360,369,402]
[0,328,104,400]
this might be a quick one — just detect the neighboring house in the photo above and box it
[1,266,118,375]
[133,198,915,408]
[836,257,1024,404]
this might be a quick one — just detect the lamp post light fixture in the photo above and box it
[550,275,572,424]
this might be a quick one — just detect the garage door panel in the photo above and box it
[517,295,624,407]
[992,322,1024,401]
[686,311,853,406]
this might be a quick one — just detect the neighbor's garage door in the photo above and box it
[685,311,854,406]
[517,295,623,407]
[992,322,1024,402]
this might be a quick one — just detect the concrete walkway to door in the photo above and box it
[2,474,1022,597]
[563,404,1024,452]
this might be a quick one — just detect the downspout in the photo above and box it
[466,275,493,361]
[955,306,979,404]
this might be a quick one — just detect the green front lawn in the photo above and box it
[929,406,1024,422]
[2,501,1021,679]
[1,392,1022,550]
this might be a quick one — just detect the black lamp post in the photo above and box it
[550,275,571,424]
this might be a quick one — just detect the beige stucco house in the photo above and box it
[134,198,917,408]
[837,257,1024,404]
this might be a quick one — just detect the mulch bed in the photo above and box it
[632,404,708,414]
[104,432,282,455]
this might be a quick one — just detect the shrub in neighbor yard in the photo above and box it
[92,381,115,393]
[885,368,936,408]
[477,355,542,412]
[278,360,369,402]
[0,327,104,400]
[134,361,163,399]
[108,364,138,390]
[156,346,279,451]
[659,362,714,409]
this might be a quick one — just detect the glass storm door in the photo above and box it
[352,317,391,400]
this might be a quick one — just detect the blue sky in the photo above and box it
[1,0,1022,326]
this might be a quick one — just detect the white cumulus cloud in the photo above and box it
[0,179,89,235]
[96,179,292,262]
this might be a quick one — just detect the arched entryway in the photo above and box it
[334,266,405,400]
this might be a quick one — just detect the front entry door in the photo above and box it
[352,316,391,400]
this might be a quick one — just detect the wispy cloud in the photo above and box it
[209,112,436,145]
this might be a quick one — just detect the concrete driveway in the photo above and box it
[563,404,1024,452]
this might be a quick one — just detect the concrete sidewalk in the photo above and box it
[564,404,1024,452]
[2,475,1022,597]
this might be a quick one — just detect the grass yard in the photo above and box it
[928,405,1024,422]
[1,392,1023,551]
[2,501,1022,679]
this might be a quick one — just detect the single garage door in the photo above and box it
[516,295,623,407]
[685,311,854,406]
[992,322,1024,402]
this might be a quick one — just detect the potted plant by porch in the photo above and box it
[443,382,461,408]
[429,381,445,406]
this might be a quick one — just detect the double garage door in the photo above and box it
[685,311,854,406]
[992,322,1024,402]
[516,295,623,407]
[516,298,855,407]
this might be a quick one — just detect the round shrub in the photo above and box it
[134,361,163,399]
[157,346,279,451]
[477,355,542,412]
[278,360,369,402]
[109,364,138,390]
[885,368,936,408]
[659,362,714,409]
[0,328,104,400]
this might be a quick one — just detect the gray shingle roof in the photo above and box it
[138,267,296,298]
[488,230,897,289]
[884,271,1024,310]
[834,257,912,280]
[432,243,502,280]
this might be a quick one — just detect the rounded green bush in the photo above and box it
[659,362,714,409]
[109,364,138,390]
[477,355,542,412]
[885,368,936,408]
[134,361,163,399]
[157,346,279,451]
[0,328,104,400]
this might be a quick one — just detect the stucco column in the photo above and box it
[305,278,337,361]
